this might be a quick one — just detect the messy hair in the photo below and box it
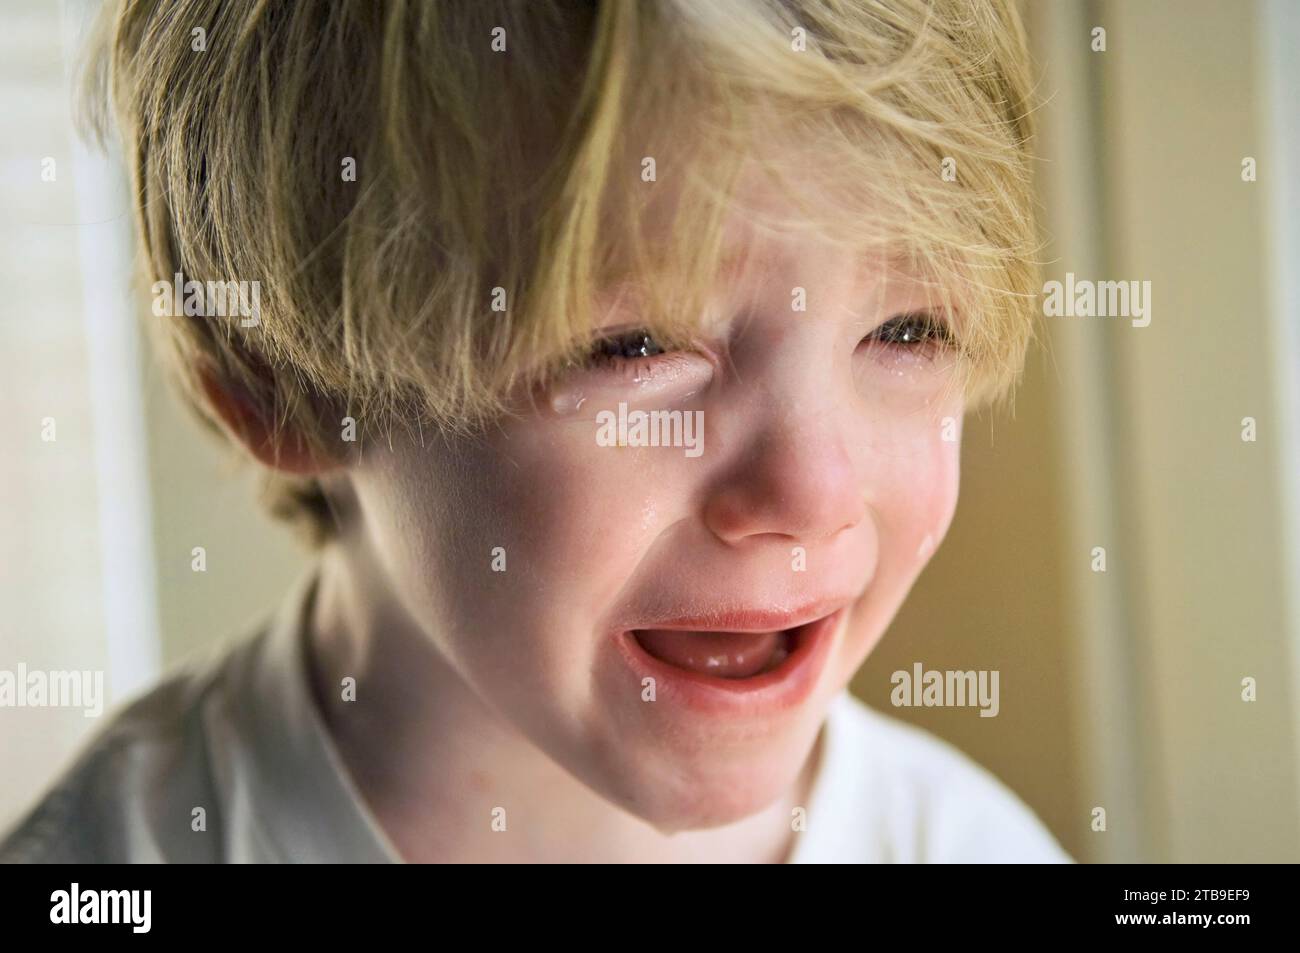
[81,0,1038,545]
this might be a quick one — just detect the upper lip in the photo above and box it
[627,598,856,634]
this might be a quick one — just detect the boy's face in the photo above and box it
[345,197,964,833]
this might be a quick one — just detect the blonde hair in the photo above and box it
[82,0,1038,545]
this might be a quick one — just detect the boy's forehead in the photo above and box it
[597,148,938,321]
[714,218,928,296]
[715,162,921,277]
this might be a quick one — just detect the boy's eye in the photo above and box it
[562,326,712,395]
[590,329,666,362]
[864,312,954,353]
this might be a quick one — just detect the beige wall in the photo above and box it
[1086,0,1298,863]
[141,356,307,667]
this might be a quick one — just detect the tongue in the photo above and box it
[635,629,782,678]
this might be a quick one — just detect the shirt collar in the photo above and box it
[784,690,880,863]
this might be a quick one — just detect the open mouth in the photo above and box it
[615,606,846,713]
[631,618,822,680]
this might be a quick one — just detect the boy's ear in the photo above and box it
[197,367,335,476]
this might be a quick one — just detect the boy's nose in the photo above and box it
[702,417,867,547]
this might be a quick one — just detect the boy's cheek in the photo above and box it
[828,429,962,679]
[493,445,677,576]
[860,407,962,550]
[361,429,680,633]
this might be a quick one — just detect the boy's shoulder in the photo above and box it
[0,631,262,864]
[795,691,1073,863]
[1,571,396,865]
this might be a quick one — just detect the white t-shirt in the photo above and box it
[0,571,1072,863]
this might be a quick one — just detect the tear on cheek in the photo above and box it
[912,448,960,564]
[916,533,936,561]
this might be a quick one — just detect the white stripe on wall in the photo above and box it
[1262,0,1300,825]
[60,0,162,700]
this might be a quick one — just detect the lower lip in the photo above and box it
[614,609,843,716]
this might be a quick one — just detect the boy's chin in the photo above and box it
[609,749,811,836]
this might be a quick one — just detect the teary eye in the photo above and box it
[867,311,953,349]
[590,329,666,363]
[555,325,713,399]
